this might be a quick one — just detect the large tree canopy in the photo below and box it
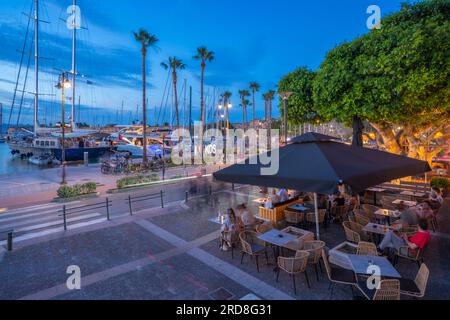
[282,0,450,161]
[278,67,317,125]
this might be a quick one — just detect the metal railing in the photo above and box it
[58,198,113,231]
[0,229,14,251]
[126,190,165,215]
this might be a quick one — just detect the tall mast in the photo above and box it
[71,0,77,130]
[33,0,39,136]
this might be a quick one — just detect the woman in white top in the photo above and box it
[220,208,238,251]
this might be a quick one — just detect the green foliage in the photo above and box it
[431,177,450,190]
[278,67,317,125]
[116,174,160,189]
[57,182,97,199]
[312,0,450,127]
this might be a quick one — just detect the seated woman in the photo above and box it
[220,209,238,251]
[345,194,358,212]
[430,187,444,205]
[237,204,256,231]
[277,188,290,202]
[379,219,431,255]
[269,188,280,205]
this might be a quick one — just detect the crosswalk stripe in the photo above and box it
[16,213,102,233]
[0,208,61,223]
[0,201,80,217]
[0,218,107,246]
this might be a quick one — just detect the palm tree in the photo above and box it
[263,90,276,148]
[222,91,232,129]
[193,47,215,159]
[249,82,260,129]
[133,29,159,164]
[161,57,186,130]
[238,90,250,130]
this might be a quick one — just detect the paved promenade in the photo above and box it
[1,183,450,300]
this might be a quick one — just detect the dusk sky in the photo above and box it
[0,0,406,126]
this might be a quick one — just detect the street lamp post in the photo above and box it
[278,91,293,144]
[56,72,71,185]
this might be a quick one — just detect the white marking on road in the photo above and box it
[0,202,79,217]
[16,213,102,233]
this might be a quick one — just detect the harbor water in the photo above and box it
[0,142,41,176]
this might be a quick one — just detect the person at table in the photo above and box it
[277,188,289,202]
[415,201,435,220]
[378,219,431,255]
[394,204,418,227]
[430,187,443,205]
[333,192,346,207]
[269,188,280,205]
[345,194,358,211]
[237,204,256,230]
[220,208,238,251]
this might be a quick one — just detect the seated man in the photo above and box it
[379,219,431,255]
[237,204,256,230]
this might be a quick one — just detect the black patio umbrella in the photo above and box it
[213,132,431,238]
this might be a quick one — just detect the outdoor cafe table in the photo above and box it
[392,199,417,207]
[363,223,401,244]
[375,208,402,225]
[257,229,298,272]
[400,190,426,199]
[366,187,387,206]
[347,254,401,278]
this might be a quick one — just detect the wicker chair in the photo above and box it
[302,240,326,281]
[284,210,304,226]
[321,249,357,299]
[343,221,361,244]
[239,231,269,273]
[357,241,378,256]
[399,263,430,298]
[361,204,379,221]
[255,222,273,235]
[400,225,419,237]
[220,230,240,259]
[330,206,347,222]
[354,212,371,226]
[394,244,426,269]
[277,251,311,294]
[373,280,401,300]
[306,209,327,227]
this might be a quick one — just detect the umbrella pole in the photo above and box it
[314,193,320,240]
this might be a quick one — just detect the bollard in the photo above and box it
[7,231,13,252]
[106,197,110,221]
[84,152,89,167]
[232,183,235,191]
[160,190,164,208]
[185,191,189,203]
[63,205,67,231]
[209,185,212,196]
[128,195,133,215]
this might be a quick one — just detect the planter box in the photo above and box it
[53,192,100,203]
[328,241,358,270]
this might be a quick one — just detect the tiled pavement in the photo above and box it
[1,187,450,300]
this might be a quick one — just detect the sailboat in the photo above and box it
[0,103,5,143]
[6,0,116,162]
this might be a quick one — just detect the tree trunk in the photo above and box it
[142,47,148,164]
[252,89,255,129]
[371,123,403,154]
[172,70,180,130]
[200,62,205,161]
[352,116,364,147]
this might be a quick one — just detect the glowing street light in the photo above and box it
[55,72,71,185]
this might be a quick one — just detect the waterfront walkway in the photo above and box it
[1,183,450,300]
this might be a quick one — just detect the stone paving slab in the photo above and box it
[0,223,173,300]
[55,253,252,300]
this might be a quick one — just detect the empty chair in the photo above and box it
[357,279,401,300]
[362,204,380,221]
[354,211,371,226]
[343,221,361,244]
[330,206,347,222]
[399,263,430,299]
[239,231,269,273]
[321,249,357,299]
[255,222,273,235]
[302,240,326,281]
[357,241,378,256]
[284,210,304,226]
[277,251,311,294]
[306,209,327,227]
